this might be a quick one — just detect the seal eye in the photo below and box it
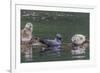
[29,25,32,28]
[80,37,83,40]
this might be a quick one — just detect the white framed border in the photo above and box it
[11,2,96,73]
